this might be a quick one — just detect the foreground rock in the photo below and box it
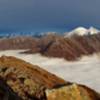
[46,84,100,100]
[0,56,99,100]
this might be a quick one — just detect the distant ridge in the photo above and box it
[0,33,100,61]
[0,27,99,38]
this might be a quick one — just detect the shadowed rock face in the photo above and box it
[0,34,100,61]
[0,56,99,100]
[0,77,22,100]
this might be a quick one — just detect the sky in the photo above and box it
[0,0,100,33]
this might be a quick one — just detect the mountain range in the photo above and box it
[0,27,99,38]
[0,27,100,99]
[0,30,100,60]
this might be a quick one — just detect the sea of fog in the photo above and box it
[0,50,100,93]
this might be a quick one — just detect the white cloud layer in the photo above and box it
[0,50,100,93]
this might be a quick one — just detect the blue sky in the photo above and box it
[0,0,100,33]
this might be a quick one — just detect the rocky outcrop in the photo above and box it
[0,56,66,100]
[46,84,100,100]
[0,56,99,100]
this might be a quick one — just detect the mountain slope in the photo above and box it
[0,56,99,100]
[24,34,100,61]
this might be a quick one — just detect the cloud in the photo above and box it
[0,50,100,92]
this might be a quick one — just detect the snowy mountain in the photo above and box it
[64,27,100,37]
[88,27,100,35]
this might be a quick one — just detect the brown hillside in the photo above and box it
[0,34,100,60]
[23,34,100,60]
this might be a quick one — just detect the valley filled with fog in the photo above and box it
[0,50,100,93]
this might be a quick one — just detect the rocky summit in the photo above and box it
[0,56,99,100]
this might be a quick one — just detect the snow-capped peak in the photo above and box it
[88,27,100,35]
[65,27,88,37]
[64,27,100,37]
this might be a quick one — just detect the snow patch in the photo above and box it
[64,27,100,37]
